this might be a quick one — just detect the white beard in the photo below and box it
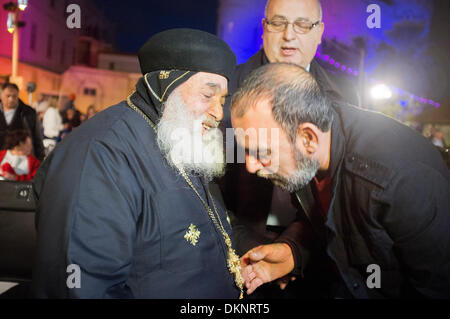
[156,90,225,181]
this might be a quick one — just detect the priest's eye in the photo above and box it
[202,94,213,99]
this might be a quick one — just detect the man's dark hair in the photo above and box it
[231,63,333,142]
[3,130,30,150]
[2,82,19,92]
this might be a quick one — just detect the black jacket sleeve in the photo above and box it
[20,102,45,161]
[274,212,316,277]
[32,115,45,161]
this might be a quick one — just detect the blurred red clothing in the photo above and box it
[0,149,40,181]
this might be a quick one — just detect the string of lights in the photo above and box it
[315,51,441,108]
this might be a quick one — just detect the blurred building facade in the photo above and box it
[0,0,139,113]
[60,65,140,113]
[97,52,140,73]
[0,0,79,74]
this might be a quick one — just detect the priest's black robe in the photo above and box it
[31,100,240,298]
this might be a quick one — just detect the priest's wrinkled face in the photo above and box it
[157,72,228,181]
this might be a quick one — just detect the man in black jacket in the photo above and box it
[233,63,450,298]
[221,0,358,295]
[0,83,45,161]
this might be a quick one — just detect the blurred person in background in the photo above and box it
[0,83,45,161]
[63,107,81,129]
[430,128,446,148]
[32,93,49,121]
[0,130,40,181]
[58,118,72,140]
[42,97,63,155]
[62,93,76,113]
[86,105,97,119]
[79,113,87,123]
[429,128,450,169]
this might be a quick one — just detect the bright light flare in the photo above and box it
[18,0,28,11]
[370,84,392,100]
[7,12,15,33]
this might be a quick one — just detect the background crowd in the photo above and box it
[0,82,97,181]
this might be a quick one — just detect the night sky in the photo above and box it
[93,0,219,54]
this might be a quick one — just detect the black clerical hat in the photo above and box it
[138,28,236,81]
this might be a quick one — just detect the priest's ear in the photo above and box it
[295,123,320,155]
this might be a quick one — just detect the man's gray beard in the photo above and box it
[156,90,225,182]
[259,147,320,193]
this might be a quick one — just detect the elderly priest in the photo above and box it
[31,29,243,299]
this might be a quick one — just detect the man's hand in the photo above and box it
[240,243,295,294]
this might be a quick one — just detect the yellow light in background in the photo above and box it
[7,12,15,33]
[18,0,28,11]
[370,84,393,100]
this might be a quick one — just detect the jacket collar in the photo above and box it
[129,71,195,126]
[293,103,346,236]
[129,77,161,126]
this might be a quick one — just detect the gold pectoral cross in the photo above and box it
[225,237,244,299]
[184,224,201,246]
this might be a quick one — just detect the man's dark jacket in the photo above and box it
[221,49,359,256]
[0,99,45,161]
[280,102,450,298]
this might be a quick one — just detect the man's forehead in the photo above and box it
[206,82,223,92]
[191,72,227,92]
[233,123,275,156]
[3,87,18,94]
[267,0,319,20]
[233,100,280,136]
[195,72,227,85]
